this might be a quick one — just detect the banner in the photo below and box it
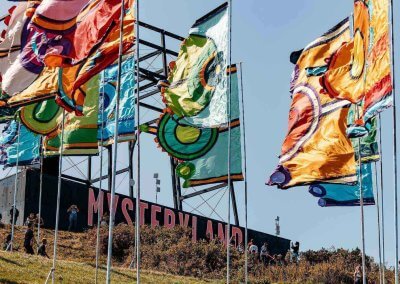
[43,76,100,156]
[160,3,230,128]
[0,120,40,168]
[98,56,135,145]
[321,0,392,125]
[268,18,357,189]
[309,163,375,207]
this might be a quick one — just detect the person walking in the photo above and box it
[67,204,79,231]
[24,223,35,254]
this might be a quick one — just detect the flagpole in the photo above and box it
[358,139,366,284]
[95,71,106,284]
[37,137,44,246]
[50,110,66,284]
[9,121,21,251]
[239,62,248,283]
[105,0,126,282]
[134,0,141,282]
[378,114,386,283]
[374,161,383,284]
[226,1,233,283]
[389,0,399,282]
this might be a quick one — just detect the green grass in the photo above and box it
[0,251,218,284]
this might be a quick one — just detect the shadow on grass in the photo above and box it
[0,278,19,284]
[0,255,22,267]
[87,263,136,280]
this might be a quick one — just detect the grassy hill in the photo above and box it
[0,225,395,283]
[0,251,216,284]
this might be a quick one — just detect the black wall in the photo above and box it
[22,169,290,255]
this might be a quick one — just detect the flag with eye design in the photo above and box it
[268,18,357,189]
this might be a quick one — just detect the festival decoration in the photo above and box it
[98,56,135,145]
[0,120,40,167]
[1,0,134,115]
[268,18,357,189]
[153,65,243,188]
[309,163,375,207]
[161,2,230,128]
[321,0,392,125]
[43,76,100,156]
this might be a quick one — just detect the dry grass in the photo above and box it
[0,251,216,284]
[0,225,395,283]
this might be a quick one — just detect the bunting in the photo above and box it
[268,18,357,189]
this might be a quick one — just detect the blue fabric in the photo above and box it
[97,56,135,145]
[309,163,375,207]
[0,121,40,168]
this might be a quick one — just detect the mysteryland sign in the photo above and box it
[87,188,290,252]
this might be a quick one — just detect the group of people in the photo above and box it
[246,239,300,266]
[2,209,49,258]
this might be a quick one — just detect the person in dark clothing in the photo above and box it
[3,233,11,251]
[67,205,79,231]
[24,223,35,254]
[291,241,300,263]
[354,265,362,284]
[9,206,19,225]
[37,238,49,258]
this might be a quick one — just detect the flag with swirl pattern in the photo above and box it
[268,18,357,189]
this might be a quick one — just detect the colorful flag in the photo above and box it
[98,56,135,146]
[155,67,243,188]
[43,76,100,156]
[1,0,134,115]
[309,163,375,207]
[160,3,230,128]
[0,2,30,101]
[0,120,40,168]
[268,18,357,189]
[348,104,379,162]
[321,0,392,124]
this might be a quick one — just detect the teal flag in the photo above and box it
[98,56,135,145]
[309,163,375,207]
[0,121,40,168]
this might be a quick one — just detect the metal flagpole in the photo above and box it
[105,0,125,282]
[374,161,383,284]
[95,71,106,284]
[358,136,366,284]
[354,103,367,284]
[135,0,141,282]
[226,1,233,283]
[378,114,386,283]
[37,137,44,246]
[389,0,399,282]
[239,62,248,283]
[49,110,66,284]
[9,121,21,251]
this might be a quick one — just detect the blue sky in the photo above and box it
[1,0,399,267]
